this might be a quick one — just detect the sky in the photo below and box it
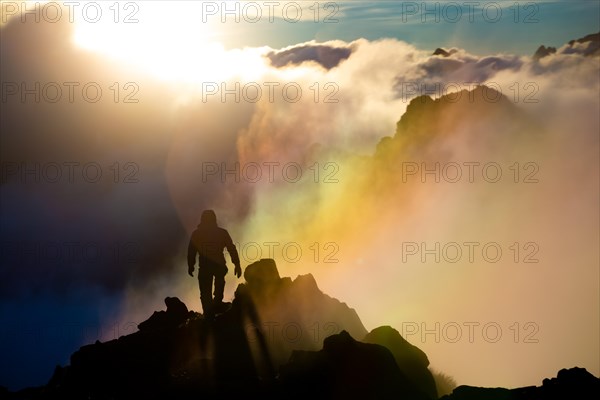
[0,0,599,393]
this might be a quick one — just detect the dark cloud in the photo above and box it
[419,54,523,80]
[418,57,465,77]
[266,43,353,70]
[393,51,524,100]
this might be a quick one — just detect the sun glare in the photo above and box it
[70,1,268,83]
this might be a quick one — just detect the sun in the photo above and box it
[70,1,268,83]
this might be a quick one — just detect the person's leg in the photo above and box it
[198,267,214,318]
[213,263,227,304]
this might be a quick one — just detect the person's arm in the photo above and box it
[187,237,197,277]
[225,231,242,278]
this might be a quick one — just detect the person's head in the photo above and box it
[200,209,217,227]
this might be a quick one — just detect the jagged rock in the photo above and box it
[395,85,521,140]
[166,296,189,316]
[14,264,369,399]
[375,85,540,167]
[433,48,457,57]
[239,259,368,366]
[534,32,599,59]
[244,258,281,289]
[442,385,512,400]
[364,326,437,399]
[138,296,190,331]
[62,298,262,399]
[533,45,556,60]
[540,367,600,398]
[566,32,599,57]
[398,85,513,132]
[290,273,321,296]
[440,367,600,400]
[280,330,430,400]
[6,285,600,400]
[568,32,599,46]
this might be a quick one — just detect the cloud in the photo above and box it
[266,41,354,70]
[229,35,600,390]
[1,6,599,390]
[0,15,257,298]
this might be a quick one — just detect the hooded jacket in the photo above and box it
[187,210,240,268]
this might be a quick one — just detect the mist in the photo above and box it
[1,3,598,391]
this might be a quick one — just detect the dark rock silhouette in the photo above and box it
[280,330,430,400]
[440,367,600,400]
[36,291,271,399]
[532,45,556,60]
[2,260,369,399]
[533,31,599,59]
[432,370,458,397]
[375,85,541,170]
[566,31,600,57]
[3,262,599,400]
[432,48,457,57]
[363,326,438,399]
[240,258,368,365]
[138,296,192,331]
[244,257,281,289]
[568,32,600,47]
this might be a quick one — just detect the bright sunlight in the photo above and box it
[70,1,268,83]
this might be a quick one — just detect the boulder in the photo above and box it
[280,330,430,400]
[363,326,437,399]
[138,296,190,331]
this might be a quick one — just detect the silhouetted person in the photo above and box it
[188,210,241,320]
